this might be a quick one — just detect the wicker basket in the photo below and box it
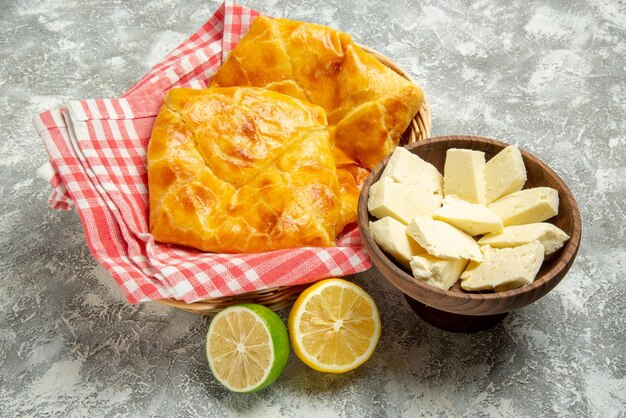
[157,46,432,315]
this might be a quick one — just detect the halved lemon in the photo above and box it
[288,278,381,373]
[206,304,289,393]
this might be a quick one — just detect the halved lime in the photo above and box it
[206,304,289,393]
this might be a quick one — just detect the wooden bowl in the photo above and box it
[358,135,582,332]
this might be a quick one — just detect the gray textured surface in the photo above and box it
[1,0,625,416]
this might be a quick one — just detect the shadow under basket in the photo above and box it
[156,46,432,316]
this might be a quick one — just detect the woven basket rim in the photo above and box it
[156,46,432,315]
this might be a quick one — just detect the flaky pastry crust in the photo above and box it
[148,87,341,253]
[210,17,424,229]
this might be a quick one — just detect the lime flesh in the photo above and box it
[206,304,289,393]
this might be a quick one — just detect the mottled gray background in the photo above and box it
[1,0,624,416]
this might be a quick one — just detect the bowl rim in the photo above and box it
[358,135,582,303]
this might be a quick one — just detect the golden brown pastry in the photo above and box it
[148,87,341,253]
[210,16,424,228]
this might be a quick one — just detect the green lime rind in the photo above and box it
[206,303,289,393]
[240,304,289,393]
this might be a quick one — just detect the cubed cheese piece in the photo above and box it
[444,148,486,204]
[460,241,544,292]
[488,187,559,226]
[433,195,503,236]
[406,219,483,262]
[410,254,468,290]
[368,177,435,224]
[485,145,527,204]
[370,217,425,268]
[380,147,443,210]
[477,223,569,255]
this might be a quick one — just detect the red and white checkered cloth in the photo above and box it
[34,1,371,304]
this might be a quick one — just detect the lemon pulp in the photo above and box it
[289,279,381,373]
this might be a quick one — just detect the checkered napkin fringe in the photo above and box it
[34,1,371,304]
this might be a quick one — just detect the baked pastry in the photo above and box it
[210,17,424,229]
[148,87,341,253]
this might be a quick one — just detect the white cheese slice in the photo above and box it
[406,219,483,262]
[433,195,503,236]
[485,146,527,204]
[369,217,425,268]
[410,254,468,290]
[380,146,443,211]
[488,187,559,226]
[368,177,434,224]
[444,148,486,204]
[477,223,569,255]
[460,241,544,292]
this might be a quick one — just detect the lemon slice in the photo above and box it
[206,304,289,393]
[288,278,381,373]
